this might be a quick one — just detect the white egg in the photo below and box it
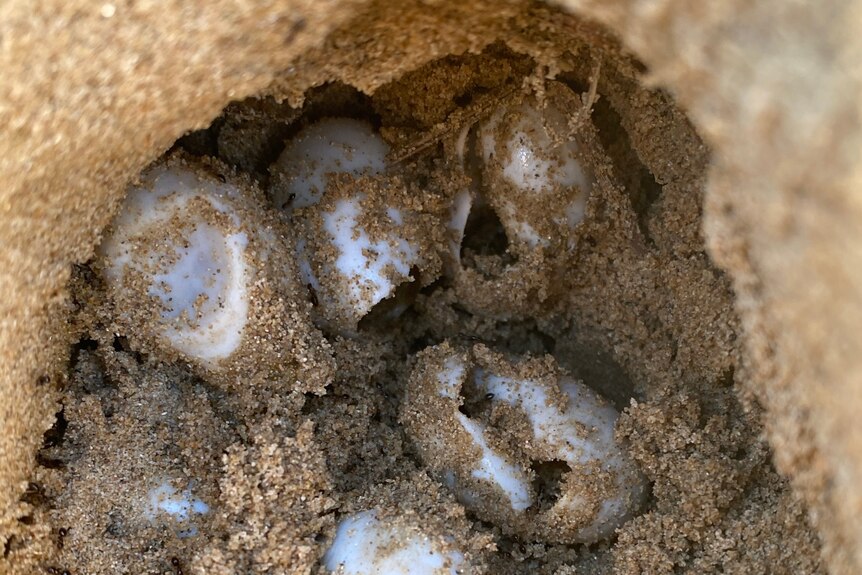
[401,342,647,544]
[97,157,333,391]
[479,98,592,252]
[99,164,251,362]
[273,119,428,332]
[271,117,389,211]
[443,87,599,321]
[324,510,466,575]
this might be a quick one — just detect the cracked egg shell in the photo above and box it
[478,86,593,255]
[400,341,648,544]
[272,118,444,334]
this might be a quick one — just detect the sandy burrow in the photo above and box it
[0,0,861,573]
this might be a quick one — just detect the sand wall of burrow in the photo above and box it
[1,0,860,573]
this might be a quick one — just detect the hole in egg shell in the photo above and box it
[460,199,511,262]
[531,460,573,513]
[44,19,813,575]
[400,342,648,545]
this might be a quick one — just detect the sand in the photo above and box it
[6,39,824,575]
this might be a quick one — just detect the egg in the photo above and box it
[323,510,467,575]
[271,118,437,333]
[96,155,333,392]
[270,117,389,211]
[400,341,648,544]
[442,83,601,321]
[478,93,592,254]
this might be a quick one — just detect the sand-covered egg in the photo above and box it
[324,510,466,575]
[477,84,593,254]
[322,473,487,575]
[400,342,647,544]
[271,118,442,333]
[96,155,334,392]
[443,82,605,320]
[271,117,389,211]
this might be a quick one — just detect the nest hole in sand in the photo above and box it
[32,10,824,575]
